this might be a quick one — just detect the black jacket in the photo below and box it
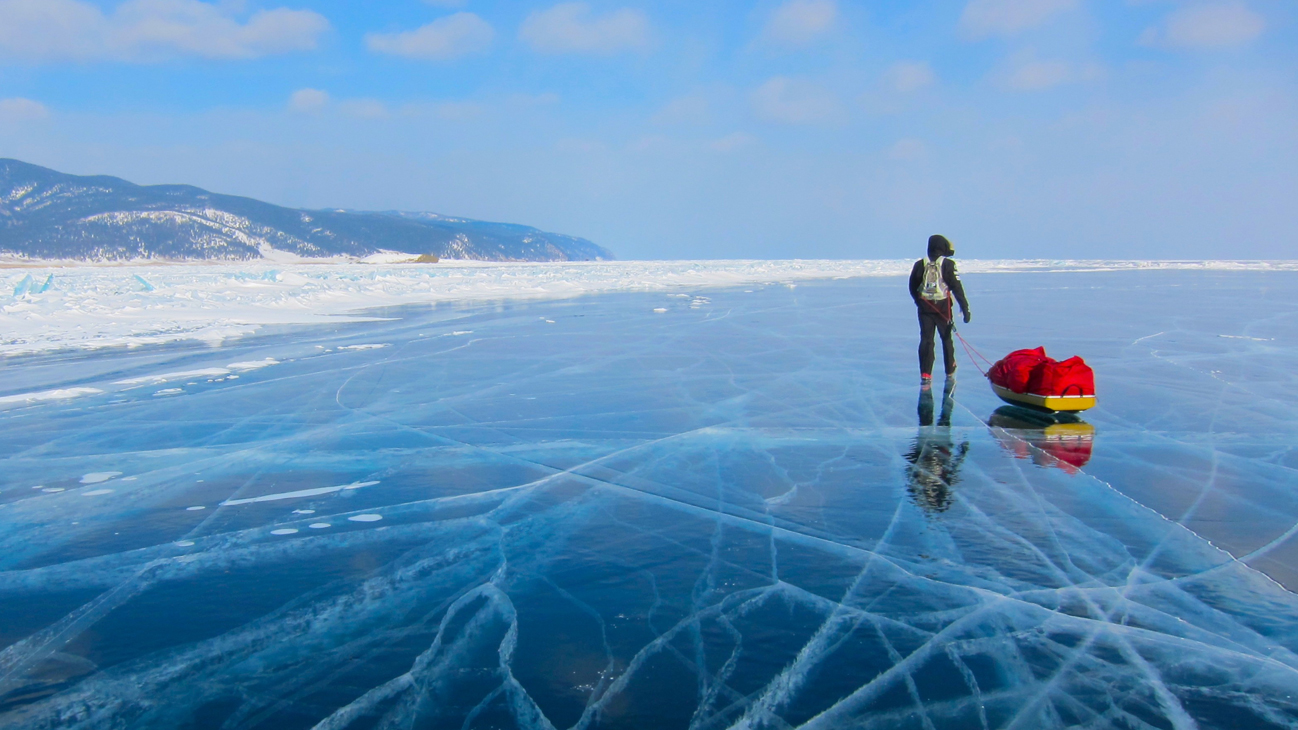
[909,257,969,317]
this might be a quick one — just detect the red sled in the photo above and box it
[987,347,1096,413]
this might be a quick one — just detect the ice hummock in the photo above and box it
[1,270,1297,729]
[2,259,1296,357]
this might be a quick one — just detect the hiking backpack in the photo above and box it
[919,257,949,301]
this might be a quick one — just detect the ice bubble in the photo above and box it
[270,528,299,536]
[308,523,331,529]
[186,506,206,511]
[42,487,65,493]
[293,509,315,515]
[153,388,183,397]
[653,308,667,313]
[81,472,122,484]
[347,514,383,523]
[121,477,137,481]
[452,331,473,335]
[174,540,195,547]
[31,485,43,490]
[81,489,114,496]
[337,344,389,351]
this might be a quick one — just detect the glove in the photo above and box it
[962,310,971,324]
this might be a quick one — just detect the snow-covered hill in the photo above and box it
[0,159,612,262]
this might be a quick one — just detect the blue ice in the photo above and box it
[1,270,1297,729]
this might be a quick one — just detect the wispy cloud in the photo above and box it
[999,55,1099,91]
[288,88,329,114]
[0,97,48,120]
[520,3,652,55]
[338,99,389,120]
[1140,3,1264,50]
[760,0,838,48]
[652,94,711,126]
[752,76,845,125]
[710,132,757,152]
[1004,59,1071,90]
[958,0,1076,39]
[887,138,928,161]
[0,0,329,62]
[365,12,494,61]
[885,61,936,93]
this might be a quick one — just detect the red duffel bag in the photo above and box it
[987,347,1050,393]
[1028,356,1095,398]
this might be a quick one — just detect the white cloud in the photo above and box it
[507,92,561,107]
[0,0,330,62]
[761,0,838,48]
[288,88,329,113]
[431,100,484,120]
[709,132,758,152]
[887,138,928,160]
[0,97,49,120]
[520,3,652,55]
[885,61,935,93]
[1141,3,1264,50]
[1000,57,1099,91]
[365,12,494,60]
[1005,59,1071,90]
[339,99,388,119]
[652,94,710,126]
[751,76,845,125]
[958,0,1076,39]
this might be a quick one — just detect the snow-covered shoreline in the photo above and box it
[3,259,1295,357]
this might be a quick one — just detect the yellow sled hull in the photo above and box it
[992,384,1096,413]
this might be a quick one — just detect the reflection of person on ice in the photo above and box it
[906,379,969,513]
[909,235,971,386]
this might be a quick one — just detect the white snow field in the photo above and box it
[3,259,1295,357]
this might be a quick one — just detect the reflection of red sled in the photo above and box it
[988,347,1095,413]
[988,407,1095,473]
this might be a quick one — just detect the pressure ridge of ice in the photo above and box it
[3,259,1297,356]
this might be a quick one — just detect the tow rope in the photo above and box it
[955,328,994,378]
[922,296,995,378]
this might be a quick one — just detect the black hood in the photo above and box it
[928,234,954,259]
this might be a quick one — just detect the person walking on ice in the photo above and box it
[909,234,970,387]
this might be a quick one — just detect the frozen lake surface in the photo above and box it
[1,270,1297,729]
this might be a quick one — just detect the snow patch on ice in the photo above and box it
[337,344,389,351]
[0,387,103,407]
[80,472,121,484]
[347,514,383,523]
[227,358,279,371]
[116,369,230,386]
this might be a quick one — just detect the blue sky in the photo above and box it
[0,0,1293,260]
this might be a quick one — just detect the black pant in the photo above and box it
[918,307,956,376]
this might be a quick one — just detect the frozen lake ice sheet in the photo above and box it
[1,270,1297,729]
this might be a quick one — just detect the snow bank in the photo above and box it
[2,259,1294,357]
